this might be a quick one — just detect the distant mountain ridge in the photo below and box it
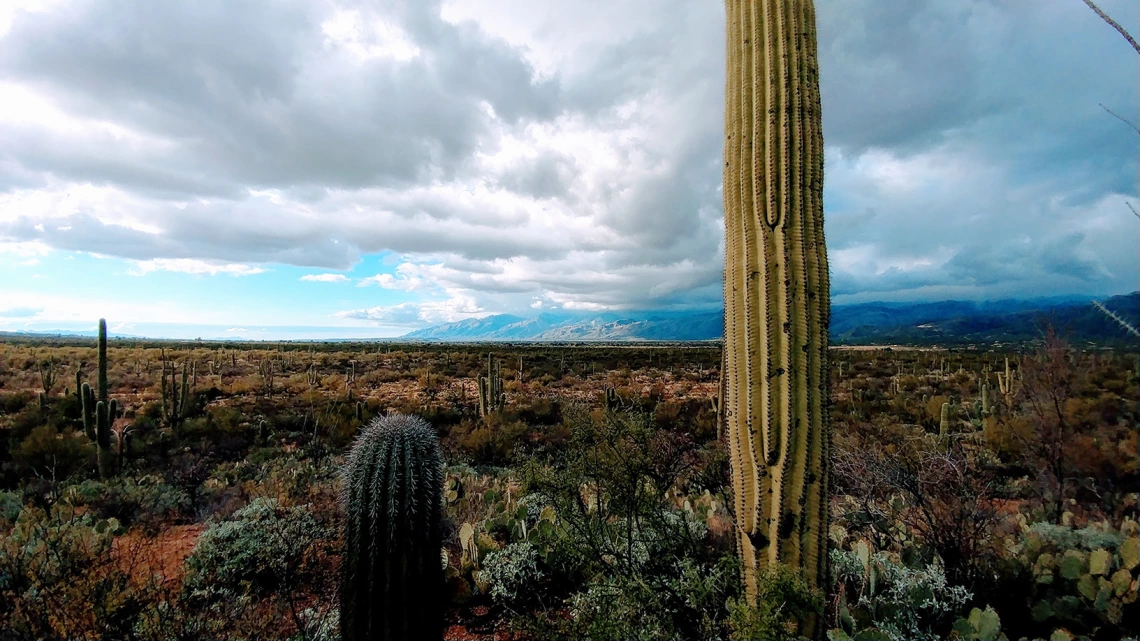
[401,292,1140,345]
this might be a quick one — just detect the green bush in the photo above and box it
[11,424,92,482]
[516,406,739,639]
[727,564,824,641]
[829,545,971,641]
[66,475,190,530]
[184,497,332,600]
[482,541,545,607]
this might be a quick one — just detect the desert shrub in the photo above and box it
[524,555,742,641]
[0,491,21,524]
[184,497,330,596]
[11,424,92,483]
[517,406,738,639]
[182,498,336,638]
[726,564,824,641]
[0,390,35,414]
[447,414,529,466]
[830,545,971,641]
[482,541,545,608]
[0,504,137,640]
[66,475,189,531]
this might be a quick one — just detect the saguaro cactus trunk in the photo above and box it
[722,0,830,614]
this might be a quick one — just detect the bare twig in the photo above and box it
[1127,201,1140,220]
[1081,0,1140,54]
[1099,103,1140,135]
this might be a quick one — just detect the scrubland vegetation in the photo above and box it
[0,327,1136,640]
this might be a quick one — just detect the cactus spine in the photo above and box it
[340,413,443,641]
[722,0,830,618]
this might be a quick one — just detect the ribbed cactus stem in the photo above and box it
[722,0,829,617]
[939,402,951,437]
[604,385,619,410]
[476,353,505,417]
[96,399,114,478]
[97,319,108,406]
[340,413,443,641]
[81,382,95,441]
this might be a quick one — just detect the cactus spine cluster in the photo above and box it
[722,0,830,618]
[477,353,505,417]
[340,413,444,641]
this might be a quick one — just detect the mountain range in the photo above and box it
[402,292,1140,345]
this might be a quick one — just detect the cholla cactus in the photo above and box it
[722,0,830,619]
[340,413,444,641]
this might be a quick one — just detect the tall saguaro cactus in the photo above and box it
[340,413,444,641]
[721,0,830,616]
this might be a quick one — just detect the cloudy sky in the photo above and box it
[0,0,1136,339]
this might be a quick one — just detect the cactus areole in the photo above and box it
[340,413,444,641]
[722,0,831,615]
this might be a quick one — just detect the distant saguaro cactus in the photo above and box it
[340,413,444,641]
[477,353,505,417]
[88,319,116,477]
[721,0,829,626]
[97,319,108,406]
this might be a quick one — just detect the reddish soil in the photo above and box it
[112,524,206,587]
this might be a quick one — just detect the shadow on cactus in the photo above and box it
[340,413,445,641]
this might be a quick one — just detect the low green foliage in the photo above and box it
[727,565,824,641]
[829,543,972,641]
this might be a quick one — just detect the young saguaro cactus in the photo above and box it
[721,0,830,619]
[340,413,444,641]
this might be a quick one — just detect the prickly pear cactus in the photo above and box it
[722,0,830,626]
[340,413,444,641]
[1018,519,1139,633]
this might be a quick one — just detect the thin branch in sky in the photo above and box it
[1091,300,1140,338]
[1099,103,1140,135]
[1081,0,1140,54]
[1126,201,1140,220]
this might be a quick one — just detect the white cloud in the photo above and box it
[128,259,266,277]
[301,273,349,282]
[357,272,421,290]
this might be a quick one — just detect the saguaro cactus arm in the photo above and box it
[722,0,830,618]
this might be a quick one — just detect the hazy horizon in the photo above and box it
[1,0,1137,338]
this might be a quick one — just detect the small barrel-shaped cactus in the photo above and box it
[340,413,444,641]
